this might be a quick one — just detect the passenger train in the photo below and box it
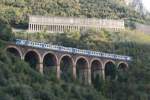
[15,39,132,61]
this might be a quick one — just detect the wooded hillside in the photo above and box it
[0,0,146,28]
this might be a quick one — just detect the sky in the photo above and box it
[142,0,150,12]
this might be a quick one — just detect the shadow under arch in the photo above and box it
[104,60,116,80]
[42,52,58,76]
[24,50,41,70]
[118,62,128,71]
[6,46,22,59]
[59,54,74,82]
[75,56,89,84]
[117,62,129,82]
[90,58,103,85]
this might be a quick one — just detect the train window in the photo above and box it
[98,52,102,57]
[90,51,93,55]
[87,50,90,55]
[86,50,89,54]
[103,53,106,57]
[96,52,98,56]
[107,54,111,58]
[32,42,34,45]
[43,44,45,47]
[42,44,44,47]
[45,44,48,48]
[72,48,75,53]
[92,51,95,55]
[40,44,42,47]
[95,52,98,56]
[74,48,77,53]
[37,43,40,47]
[48,44,49,48]
[118,56,122,60]
[53,45,56,49]
[81,50,84,53]
[76,49,79,53]
[76,49,78,53]
[37,43,40,46]
[92,52,95,55]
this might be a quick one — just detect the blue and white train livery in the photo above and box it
[15,39,132,61]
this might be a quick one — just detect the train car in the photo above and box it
[15,39,132,61]
[16,39,25,45]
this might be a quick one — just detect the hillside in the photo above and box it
[0,0,146,28]
[0,28,150,100]
[0,0,150,100]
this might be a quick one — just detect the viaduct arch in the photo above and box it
[42,52,58,76]
[75,56,89,84]
[104,60,116,80]
[6,46,22,59]
[90,58,103,84]
[59,54,74,82]
[6,44,130,85]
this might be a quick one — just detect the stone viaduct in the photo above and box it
[6,39,131,85]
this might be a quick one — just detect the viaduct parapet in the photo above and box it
[28,15,125,33]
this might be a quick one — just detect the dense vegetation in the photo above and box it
[0,0,150,100]
[0,26,150,100]
[0,0,148,28]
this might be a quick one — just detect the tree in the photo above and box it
[93,74,103,91]
[0,18,13,41]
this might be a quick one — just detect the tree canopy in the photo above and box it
[0,0,147,28]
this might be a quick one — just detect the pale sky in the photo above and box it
[142,0,150,12]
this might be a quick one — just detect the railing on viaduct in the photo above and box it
[28,15,125,33]
[6,39,132,85]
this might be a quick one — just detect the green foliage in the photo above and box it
[0,0,147,28]
[92,75,104,92]
[0,18,13,41]
[0,0,150,99]
[1,27,150,100]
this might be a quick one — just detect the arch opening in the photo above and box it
[91,60,102,85]
[117,63,128,82]
[60,55,73,82]
[76,58,88,84]
[105,61,116,80]
[6,47,21,59]
[43,53,57,76]
[25,51,40,70]
[118,63,128,71]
